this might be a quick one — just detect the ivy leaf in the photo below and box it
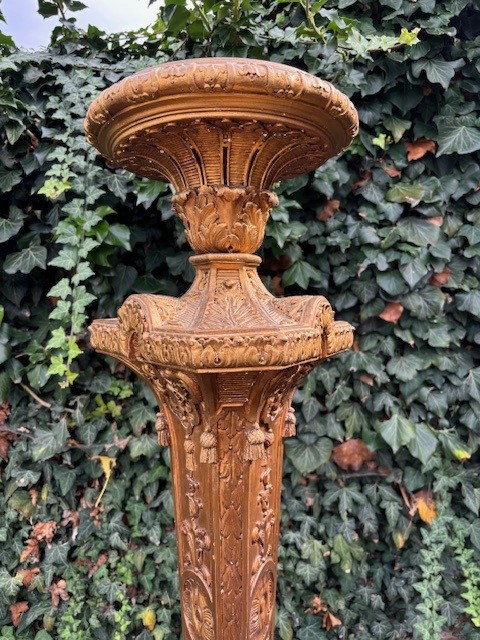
[399,258,429,288]
[129,435,160,460]
[31,420,69,461]
[435,117,480,156]
[295,561,320,585]
[0,209,25,243]
[296,617,327,640]
[397,217,440,247]
[386,354,423,382]
[402,286,445,319]
[0,167,22,192]
[386,183,424,205]
[466,368,480,400]
[376,271,406,296]
[462,483,480,515]
[456,290,480,318]
[4,246,47,274]
[106,224,131,250]
[0,569,22,597]
[285,437,333,473]
[470,519,480,550]
[276,609,293,640]
[407,423,438,464]
[282,260,323,289]
[376,414,416,453]
[412,58,463,89]
[383,115,411,143]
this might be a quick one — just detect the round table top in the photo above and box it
[84,57,358,191]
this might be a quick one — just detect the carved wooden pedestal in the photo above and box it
[84,58,358,640]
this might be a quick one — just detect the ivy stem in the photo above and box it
[19,382,52,409]
[192,0,212,34]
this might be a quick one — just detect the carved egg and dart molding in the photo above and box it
[85,57,358,640]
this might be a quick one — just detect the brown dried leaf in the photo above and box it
[308,596,326,615]
[0,432,15,460]
[270,275,284,296]
[19,567,40,587]
[414,489,437,525]
[88,552,108,578]
[49,579,69,608]
[352,170,372,190]
[378,302,404,324]
[331,439,376,472]
[323,611,342,630]
[20,539,40,563]
[405,138,436,161]
[0,401,10,424]
[318,199,340,223]
[429,267,451,287]
[427,216,444,227]
[9,601,29,627]
[31,521,57,543]
[29,489,39,507]
[383,165,401,178]
[359,374,374,386]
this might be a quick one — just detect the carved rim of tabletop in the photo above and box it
[84,57,358,191]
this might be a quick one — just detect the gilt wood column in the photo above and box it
[84,58,358,640]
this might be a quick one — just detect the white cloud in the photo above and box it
[3,0,160,49]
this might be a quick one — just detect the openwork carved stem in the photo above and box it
[85,57,358,640]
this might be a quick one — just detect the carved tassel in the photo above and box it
[283,407,296,438]
[200,426,218,464]
[244,423,266,461]
[184,437,196,471]
[264,428,274,449]
[155,411,170,447]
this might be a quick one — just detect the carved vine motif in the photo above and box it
[155,410,170,447]
[88,319,129,357]
[181,473,212,590]
[183,578,215,640]
[251,467,275,576]
[262,363,316,427]
[249,570,275,640]
[158,370,203,471]
[218,410,245,639]
[172,186,277,254]
[160,370,202,434]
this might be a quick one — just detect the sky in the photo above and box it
[2,0,160,49]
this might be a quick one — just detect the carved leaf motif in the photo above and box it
[172,186,276,253]
[161,371,202,432]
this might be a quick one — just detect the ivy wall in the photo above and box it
[1,0,480,638]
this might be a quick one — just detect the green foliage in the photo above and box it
[1,0,480,638]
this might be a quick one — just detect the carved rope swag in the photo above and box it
[84,58,358,640]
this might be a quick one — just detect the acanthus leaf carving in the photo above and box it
[172,186,277,254]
